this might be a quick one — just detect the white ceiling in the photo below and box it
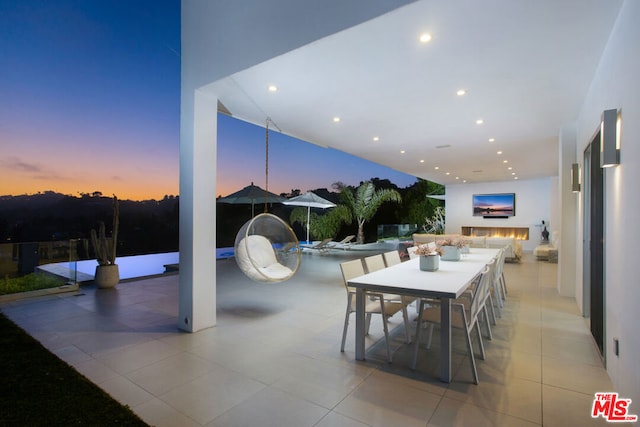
[209,0,622,186]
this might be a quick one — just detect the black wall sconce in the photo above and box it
[571,163,581,193]
[601,108,621,167]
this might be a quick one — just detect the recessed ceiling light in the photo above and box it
[456,89,467,96]
[434,166,440,170]
[497,151,503,155]
[333,117,340,123]
[476,119,484,125]
[267,85,278,92]
[512,172,516,175]
[463,180,467,183]
[455,177,459,180]
[400,150,405,154]
[508,167,512,170]
[372,136,379,142]
[514,176,519,180]
[420,159,425,163]
[488,138,495,142]
[445,172,450,176]
[419,33,432,43]
[503,160,508,163]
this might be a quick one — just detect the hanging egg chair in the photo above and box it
[234,213,301,283]
[232,118,301,283]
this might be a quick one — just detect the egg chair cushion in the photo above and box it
[236,234,293,282]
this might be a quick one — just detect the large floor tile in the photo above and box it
[445,377,542,424]
[125,351,212,395]
[427,396,539,427]
[134,397,201,427]
[334,370,442,427]
[159,367,265,425]
[542,356,612,395]
[208,387,329,427]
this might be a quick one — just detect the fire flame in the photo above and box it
[462,227,529,240]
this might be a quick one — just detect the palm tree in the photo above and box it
[290,205,352,240]
[337,181,402,244]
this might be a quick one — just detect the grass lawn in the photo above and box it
[0,312,149,426]
[0,273,67,296]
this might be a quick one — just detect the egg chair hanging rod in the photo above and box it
[263,117,281,213]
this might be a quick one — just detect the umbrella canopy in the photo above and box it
[218,183,286,216]
[283,191,336,243]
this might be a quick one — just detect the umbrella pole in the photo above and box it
[306,206,311,244]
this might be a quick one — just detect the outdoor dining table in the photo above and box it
[347,248,500,383]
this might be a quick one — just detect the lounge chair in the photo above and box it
[301,238,334,254]
[332,235,355,250]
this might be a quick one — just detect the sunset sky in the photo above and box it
[1,0,417,201]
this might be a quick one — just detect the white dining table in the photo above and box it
[347,248,500,382]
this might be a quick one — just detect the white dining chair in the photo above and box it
[382,250,402,267]
[364,254,412,342]
[339,259,408,362]
[407,246,419,259]
[411,265,492,384]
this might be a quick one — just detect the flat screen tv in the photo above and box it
[472,193,515,217]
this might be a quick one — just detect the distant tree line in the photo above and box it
[0,192,179,256]
[0,178,443,253]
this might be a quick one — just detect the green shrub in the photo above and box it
[0,273,66,295]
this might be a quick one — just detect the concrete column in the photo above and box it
[178,89,217,332]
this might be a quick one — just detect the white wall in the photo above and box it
[558,125,579,297]
[573,0,640,404]
[445,178,553,252]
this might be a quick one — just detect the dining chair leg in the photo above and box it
[410,300,426,370]
[481,305,493,340]
[380,300,393,363]
[425,323,434,349]
[340,305,351,352]
[495,284,505,309]
[475,322,486,361]
[501,273,508,298]
[401,306,411,344]
[459,307,479,385]
[365,313,372,335]
[487,293,498,324]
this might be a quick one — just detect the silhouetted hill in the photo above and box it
[0,192,179,255]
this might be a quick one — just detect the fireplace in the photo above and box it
[461,226,529,241]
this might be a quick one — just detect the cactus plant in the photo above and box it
[90,195,119,266]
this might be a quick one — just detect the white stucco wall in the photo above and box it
[445,178,553,253]
[574,0,639,404]
[558,125,579,297]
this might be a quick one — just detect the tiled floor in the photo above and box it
[0,251,629,426]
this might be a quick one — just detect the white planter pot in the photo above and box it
[94,264,119,289]
[441,246,461,261]
[419,255,439,271]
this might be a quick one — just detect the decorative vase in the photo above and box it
[94,264,119,289]
[419,255,439,271]
[441,246,461,261]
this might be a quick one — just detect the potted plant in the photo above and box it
[91,195,119,288]
[414,243,442,271]
[436,237,471,261]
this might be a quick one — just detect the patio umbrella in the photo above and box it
[218,182,286,217]
[283,191,336,243]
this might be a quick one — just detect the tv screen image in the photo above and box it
[472,193,515,217]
